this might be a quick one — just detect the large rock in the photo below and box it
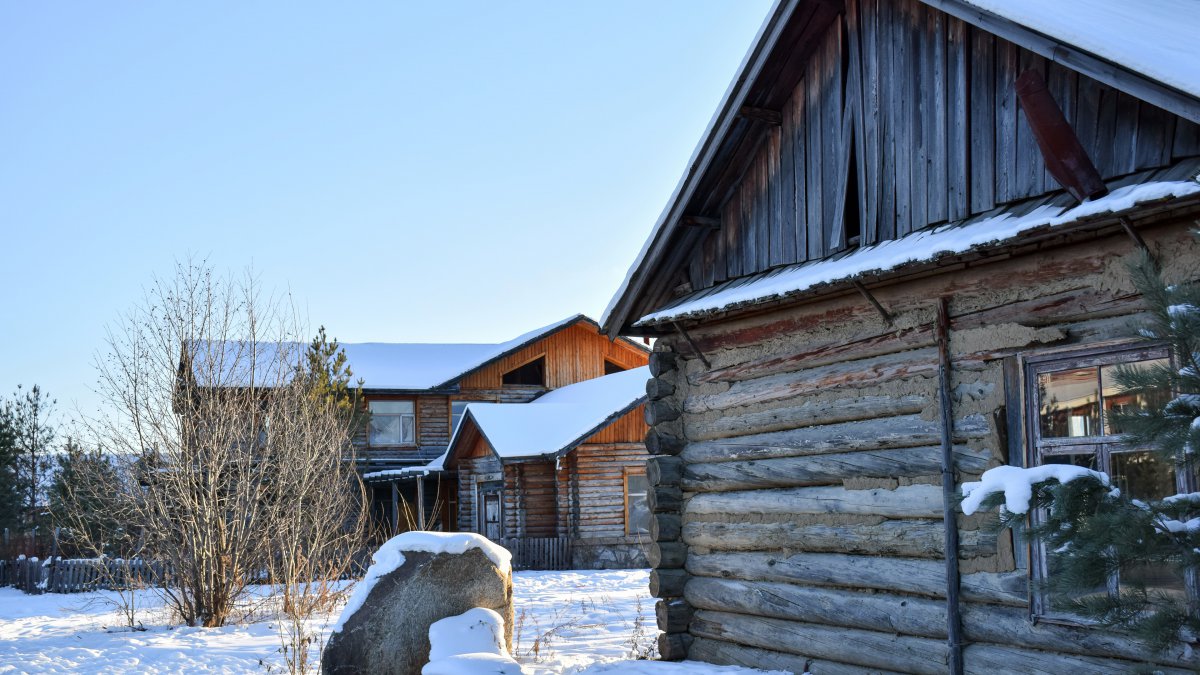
[323,532,513,675]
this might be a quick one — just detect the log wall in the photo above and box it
[649,220,1200,670]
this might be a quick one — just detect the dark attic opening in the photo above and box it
[502,356,545,386]
[843,137,862,249]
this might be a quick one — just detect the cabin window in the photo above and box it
[502,356,545,387]
[604,359,626,375]
[624,468,650,536]
[1025,345,1189,618]
[450,400,474,437]
[369,400,416,446]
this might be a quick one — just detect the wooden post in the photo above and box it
[390,481,400,535]
[416,477,426,530]
[937,297,965,675]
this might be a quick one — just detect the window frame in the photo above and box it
[367,398,418,447]
[501,354,547,388]
[1023,342,1193,621]
[623,467,650,536]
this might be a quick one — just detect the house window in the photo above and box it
[369,400,415,446]
[604,359,626,375]
[624,468,650,535]
[450,400,474,437]
[502,356,545,386]
[1025,345,1188,617]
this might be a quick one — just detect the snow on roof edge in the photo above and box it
[637,176,1200,326]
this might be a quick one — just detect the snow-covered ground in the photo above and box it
[0,570,781,674]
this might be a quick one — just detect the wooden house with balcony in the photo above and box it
[602,0,1200,671]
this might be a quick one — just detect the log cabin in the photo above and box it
[436,366,652,569]
[602,0,1200,672]
[343,314,650,537]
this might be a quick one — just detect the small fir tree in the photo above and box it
[48,438,131,558]
[299,326,365,434]
[0,413,20,540]
[971,248,1200,650]
[3,384,55,532]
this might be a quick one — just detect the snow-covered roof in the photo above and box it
[192,314,616,391]
[959,0,1200,102]
[637,166,1200,326]
[448,366,650,462]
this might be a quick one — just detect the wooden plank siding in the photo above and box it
[648,220,1200,670]
[457,323,648,391]
[685,0,1200,296]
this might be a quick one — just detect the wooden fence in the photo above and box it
[0,557,168,595]
[501,536,570,571]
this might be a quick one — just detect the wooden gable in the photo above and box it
[608,0,1200,335]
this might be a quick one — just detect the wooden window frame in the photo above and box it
[624,467,650,536]
[1023,342,1195,622]
[367,397,419,448]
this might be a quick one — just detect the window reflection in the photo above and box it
[1101,359,1170,435]
[1039,368,1100,438]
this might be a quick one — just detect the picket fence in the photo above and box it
[0,557,168,595]
[501,536,570,571]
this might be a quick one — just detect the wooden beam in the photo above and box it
[1015,69,1106,202]
[738,106,783,126]
[682,215,722,229]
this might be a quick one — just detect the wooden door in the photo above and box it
[481,492,502,540]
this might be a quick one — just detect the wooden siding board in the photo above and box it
[994,38,1018,204]
[1113,91,1140,176]
[792,81,810,259]
[806,54,824,259]
[768,127,785,267]
[892,1,913,237]
[910,1,929,233]
[946,16,968,221]
[858,0,882,244]
[969,28,996,215]
[928,8,949,226]
[779,90,799,262]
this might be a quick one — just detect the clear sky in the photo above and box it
[0,1,773,422]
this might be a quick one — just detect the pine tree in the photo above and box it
[3,384,55,532]
[299,326,365,434]
[48,438,129,558]
[0,412,20,541]
[969,248,1200,650]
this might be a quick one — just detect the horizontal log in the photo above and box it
[688,637,904,675]
[647,456,683,486]
[646,377,676,401]
[964,643,1192,675]
[681,413,990,464]
[650,569,690,598]
[682,445,990,492]
[647,485,682,513]
[647,541,687,569]
[690,609,947,675]
[686,551,1026,606]
[686,348,944,414]
[649,352,678,378]
[686,394,926,441]
[657,632,692,661]
[650,513,681,542]
[685,484,944,519]
[686,577,1200,670]
[645,428,685,456]
[655,598,694,633]
[682,520,997,558]
[645,400,680,426]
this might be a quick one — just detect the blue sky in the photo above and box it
[0,2,772,421]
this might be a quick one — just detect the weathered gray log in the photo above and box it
[685,577,1200,669]
[647,541,688,568]
[647,456,683,486]
[647,485,683,512]
[650,568,690,597]
[649,351,678,377]
[657,632,692,661]
[690,610,948,675]
[688,637,907,675]
[962,643,1192,675]
[682,445,990,491]
[646,377,676,400]
[655,598,694,632]
[650,513,682,541]
[681,413,990,464]
[685,551,1026,606]
[686,484,944,519]
[685,348,948,414]
[645,400,681,426]
[682,519,997,558]
[645,428,686,456]
[687,394,926,441]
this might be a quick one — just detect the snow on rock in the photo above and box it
[333,532,512,633]
[960,464,1111,516]
[423,608,526,675]
[638,178,1200,325]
